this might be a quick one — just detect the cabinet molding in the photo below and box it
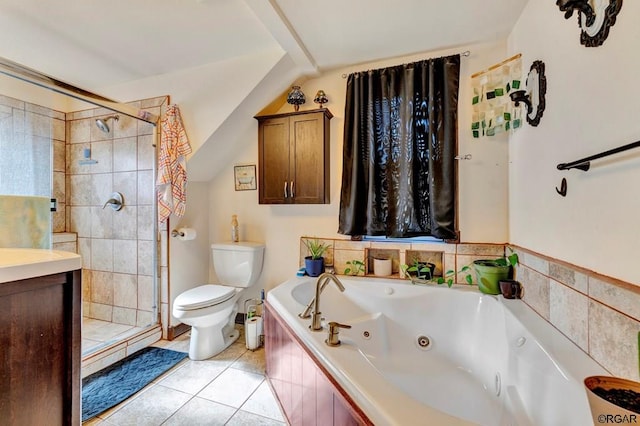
[256,109,332,204]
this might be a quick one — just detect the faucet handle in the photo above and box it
[102,192,124,211]
[326,321,351,347]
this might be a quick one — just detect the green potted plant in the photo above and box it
[344,259,365,276]
[400,261,471,288]
[401,258,436,281]
[303,239,329,277]
[472,248,519,295]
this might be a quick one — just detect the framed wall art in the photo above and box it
[234,164,256,191]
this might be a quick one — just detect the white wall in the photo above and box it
[168,181,210,327]
[206,40,511,294]
[508,2,640,284]
[101,49,287,182]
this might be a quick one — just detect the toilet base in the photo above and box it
[187,311,240,360]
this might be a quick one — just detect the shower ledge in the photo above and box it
[53,232,77,244]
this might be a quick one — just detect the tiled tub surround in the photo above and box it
[300,238,640,383]
[510,246,640,382]
[300,237,504,284]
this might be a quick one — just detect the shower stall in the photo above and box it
[67,102,165,360]
[0,58,169,372]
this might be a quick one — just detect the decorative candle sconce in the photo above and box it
[556,0,623,47]
[509,60,547,127]
[313,90,328,108]
[286,86,306,111]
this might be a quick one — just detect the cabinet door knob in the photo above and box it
[283,181,288,198]
[290,181,295,198]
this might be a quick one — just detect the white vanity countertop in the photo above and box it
[0,248,82,283]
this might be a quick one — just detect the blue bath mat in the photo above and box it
[82,346,187,421]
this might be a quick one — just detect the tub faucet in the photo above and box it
[309,273,345,331]
[326,321,351,347]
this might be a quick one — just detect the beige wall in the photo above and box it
[205,40,511,297]
[166,181,210,328]
[508,2,640,285]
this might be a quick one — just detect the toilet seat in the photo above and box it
[174,285,236,311]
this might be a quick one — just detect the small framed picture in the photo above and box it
[234,164,256,191]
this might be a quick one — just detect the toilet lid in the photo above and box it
[174,285,236,310]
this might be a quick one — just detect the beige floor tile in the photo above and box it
[211,340,248,364]
[197,368,264,408]
[102,384,191,426]
[162,397,236,426]
[231,347,266,375]
[152,333,190,353]
[240,380,285,422]
[158,359,227,395]
[226,410,287,426]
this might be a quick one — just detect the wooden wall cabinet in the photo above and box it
[256,109,332,204]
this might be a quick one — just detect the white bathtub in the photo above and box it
[267,276,607,426]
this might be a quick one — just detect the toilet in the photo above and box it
[172,241,265,360]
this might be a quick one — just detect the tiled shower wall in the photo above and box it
[301,237,640,382]
[0,95,63,208]
[66,97,168,328]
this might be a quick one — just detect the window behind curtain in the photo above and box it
[338,54,460,240]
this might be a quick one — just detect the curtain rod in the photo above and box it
[470,53,522,79]
[341,50,471,79]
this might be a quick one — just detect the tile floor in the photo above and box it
[83,327,287,425]
[83,318,144,357]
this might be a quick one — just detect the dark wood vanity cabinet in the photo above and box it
[0,270,82,425]
[256,109,332,204]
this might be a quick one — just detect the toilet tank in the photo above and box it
[211,242,265,288]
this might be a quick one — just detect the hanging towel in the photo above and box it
[157,104,192,223]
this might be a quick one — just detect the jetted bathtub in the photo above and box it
[267,276,607,425]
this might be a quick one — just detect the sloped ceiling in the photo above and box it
[0,0,278,89]
[0,0,529,182]
[0,0,528,93]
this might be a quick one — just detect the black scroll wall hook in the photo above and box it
[556,178,567,197]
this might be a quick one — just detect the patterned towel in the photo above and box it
[157,104,192,223]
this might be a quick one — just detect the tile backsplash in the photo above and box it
[512,245,640,382]
[300,237,640,381]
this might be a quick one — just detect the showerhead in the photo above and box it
[95,115,119,133]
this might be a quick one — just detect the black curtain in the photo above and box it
[338,54,460,239]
